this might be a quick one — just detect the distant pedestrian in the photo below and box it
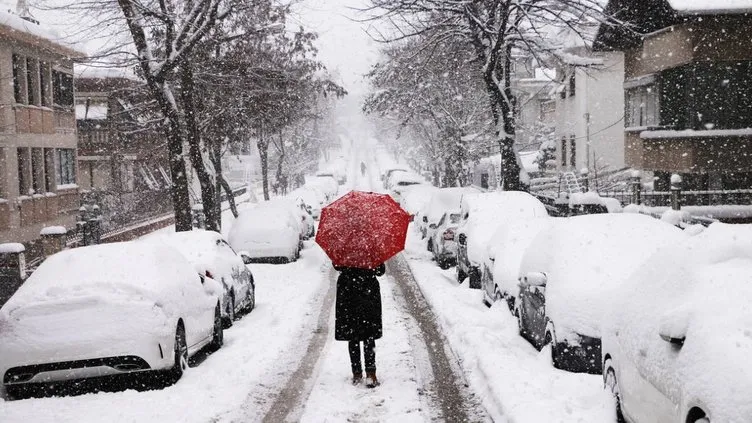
[334,263,386,388]
[360,162,367,175]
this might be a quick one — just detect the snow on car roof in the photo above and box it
[150,229,228,273]
[424,187,481,223]
[519,213,686,341]
[401,185,438,214]
[607,223,752,421]
[2,241,200,313]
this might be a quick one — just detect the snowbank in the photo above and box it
[39,226,67,236]
[0,243,25,254]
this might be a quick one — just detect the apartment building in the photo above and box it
[0,9,84,244]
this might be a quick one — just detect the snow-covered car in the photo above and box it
[290,187,324,219]
[427,210,463,269]
[419,187,481,242]
[481,216,551,311]
[516,213,685,374]
[228,205,301,263]
[154,230,256,327]
[312,173,339,201]
[266,198,315,240]
[381,167,407,188]
[602,223,752,423]
[400,184,438,224]
[388,172,426,203]
[456,191,547,289]
[0,241,224,399]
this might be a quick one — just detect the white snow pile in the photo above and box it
[667,0,752,14]
[1,242,211,318]
[400,184,437,216]
[489,217,553,299]
[604,223,752,421]
[518,213,686,342]
[227,204,299,258]
[421,187,481,226]
[0,243,25,253]
[39,226,67,236]
[149,229,241,287]
[460,191,548,265]
[568,191,605,206]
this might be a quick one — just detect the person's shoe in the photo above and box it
[352,372,363,385]
[365,371,379,388]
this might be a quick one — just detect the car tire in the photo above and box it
[468,267,481,289]
[245,283,256,314]
[604,359,626,423]
[457,266,467,283]
[544,330,561,369]
[223,293,235,329]
[209,304,224,352]
[170,323,188,383]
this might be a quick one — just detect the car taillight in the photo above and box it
[443,229,455,240]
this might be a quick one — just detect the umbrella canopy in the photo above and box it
[316,190,410,269]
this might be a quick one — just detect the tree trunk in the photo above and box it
[258,137,270,201]
[180,62,220,232]
[275,130,286,195]
[220,175,239,218]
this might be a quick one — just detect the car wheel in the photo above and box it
[209,303,224,352]
[170,323,188,383]
[468,267,481,289]
[244,282,256,314]
[604,359,626,423]
[223,293,235,329]
[457,266,467,283]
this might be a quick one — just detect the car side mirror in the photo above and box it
[239,251,252,265]
[658,311,688,346]
[520,272,547,287]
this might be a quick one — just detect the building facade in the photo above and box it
[0,10,83,245]
[75,75,172,230]
[555,48,625,175]
[595,0,752,190]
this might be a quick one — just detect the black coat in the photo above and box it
[334,264,385,341]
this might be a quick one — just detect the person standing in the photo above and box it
[334,263,386,387]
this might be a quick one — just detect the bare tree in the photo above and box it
[363,0,608,191]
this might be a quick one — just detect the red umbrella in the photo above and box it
[316,190,411,269]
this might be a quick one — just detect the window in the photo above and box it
[26,58,36,106]
[625,84,660,128]
[12,54,24,104]
[570,136,576,168]
[31,148,43,193]
[569,74,576,97]
[561,137,567,167]
[56,148,76,186]
[44,149,55,192]
[17,148,30,195]
[52,70,74,107]
[39,62,49,107]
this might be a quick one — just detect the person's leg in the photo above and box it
[363,339,376,373]
[348,341,363,383]
[364,339,379,387]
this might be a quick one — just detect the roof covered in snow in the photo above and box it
[0,7,84,58]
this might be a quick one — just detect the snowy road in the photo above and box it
[0,135,617,422]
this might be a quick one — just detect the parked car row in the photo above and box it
[387,167,752,422]
[0,231,257,400]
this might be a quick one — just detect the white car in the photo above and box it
[602,223,752,423]
[482,216,551,311]
[290,187,323,220]
[266,198,314,240]
[154,230,255,327]
[389,172,426,203]
[427,210,463,269]
[228,205,301,263]
[400,184,437,216]
[516,213,686,374]
[311,173,339,201]
[0,241,224,399]
[381,167,407,189]
[419,187,481,242]
[456,191,548,289]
